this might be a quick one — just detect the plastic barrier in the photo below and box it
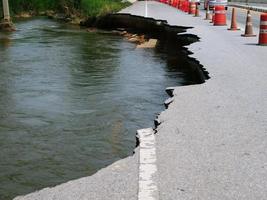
[214,5,227,26]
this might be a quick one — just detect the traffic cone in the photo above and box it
[228,8,240,30]
[194,3,200,17]
[258,13,267,45]
[204,5,212,20]
[242,10,256,37]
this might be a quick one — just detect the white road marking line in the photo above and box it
[145,0,148,17]
[137,128,159,200]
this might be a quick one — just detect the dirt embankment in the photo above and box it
[0,21,16,31]
[83,14,209,83]
[12,9,85,25]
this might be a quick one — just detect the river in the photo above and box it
[0,18,198,199]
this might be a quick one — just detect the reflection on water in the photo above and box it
[0,17,197,199]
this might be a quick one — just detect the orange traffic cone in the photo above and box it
[228,8,240,30]
[204,5,212,20]
[242,10,256,37]
[258,13,267,45]
[194,3,200,17]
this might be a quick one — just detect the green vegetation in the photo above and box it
[0,0,130,17]
[81,0,129,16]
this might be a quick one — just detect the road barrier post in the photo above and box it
[2,0,11,22]
[210,8,215,23]
[258,13,267,45]
[204,4,212,20]
[194,3,200,17]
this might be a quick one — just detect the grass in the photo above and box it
[81,0,130,16]
[0,0,130,17]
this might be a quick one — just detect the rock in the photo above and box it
[128,36,139,42]
[119,31,128,35]
[136,39,158,48]
[87,28,98,33]
[45,10,55,18]
[39,11,46,16]
[70,17,82,25]
[15,12,32,18]
[0,21,16,32]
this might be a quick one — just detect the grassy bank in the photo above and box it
[81,0,129,16]
[0,0,130,17]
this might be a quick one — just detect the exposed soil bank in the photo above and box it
[82,13,209,83]
[11,10,85,25]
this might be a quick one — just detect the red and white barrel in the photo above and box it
[259,13,267,46]
[214,5,227,26]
